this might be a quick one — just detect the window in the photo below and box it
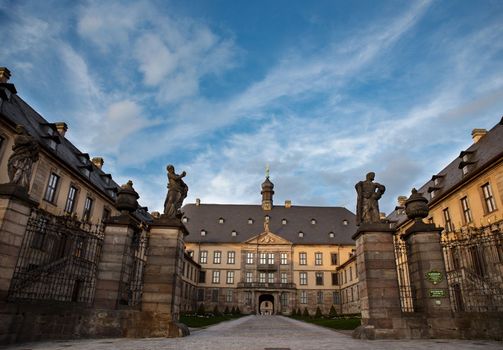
[102,207,111,222]
[333,291,340,305]
[281,218,287,225]
[200,229,206,236]
[280,252,288,265]
[197,288,204,301]
[82,196,93,221]
[64,186,78,213]
[299,252,307,265]
[330,253,338,265]
[443,208,454,232]
[281,272,288,284]
[44,173,60,203]
[299,272,307,285]
[218,217,225,224]
[199,271,206,283]
[182,217,188,223]
[298,231,304,238]
[300,290,307,304]
[268,253,274,265]
[227,251,235,264]
[315,272,324,285]
[213,251,221,264]
[259,252,267,265]
[460,196,473,224]
[482,183,497,213]
[231,230,237,237]
[349,267,353,281]
[212,289,219,302]
[280,293,289,307]
[212,270,220,284]
[246,252,254,264]
[343,220,348,226]
[311,218,316,225]
[248,218,254,224]
[329,232,335,238]
[226,271,234,284]
[317,291,324,304]
[268,272,275,283]
[315,252,323,265]
[226,289,233,302]
[199,251,208,264]
[245,271,253,283]
[331,272,339,286]
[245,291,252,305]
[259,272,266,283]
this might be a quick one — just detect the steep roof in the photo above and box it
[183,203,356,245]
[388,117,503,227]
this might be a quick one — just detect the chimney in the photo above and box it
[285,200,292,208]
[0,67,11,83]
[195,198,201,206]
[397,196,407,207]
[92,157,104,170]
[471,129,487,143]
[55,122,68,137]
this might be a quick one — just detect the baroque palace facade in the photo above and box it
[182,177,357,315]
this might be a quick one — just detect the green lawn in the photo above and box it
[180,314,245,328]
[291,316,361,330]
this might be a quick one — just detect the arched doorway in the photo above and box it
[259,294,274,315]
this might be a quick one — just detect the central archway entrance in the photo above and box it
[259,294,274,315]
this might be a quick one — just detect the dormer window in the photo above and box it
[248,218,254,224]
[329,232,335,238]
[281,218,287,225]
[343,219,348,226]
[100,174,112,186]
[298,231,304,238]
[311,218,316,225]
[182,217,189,223]
[218,217,225,224]
[231,230,237,237]
[458,151,475,175]
[78,164,93,178]
[264,215,270,222]
[200,229,207,236]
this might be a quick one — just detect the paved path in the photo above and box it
[3,315,502,350]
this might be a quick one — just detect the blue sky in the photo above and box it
[1,0,502,215]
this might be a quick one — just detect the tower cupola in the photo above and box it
[261,166,274,211]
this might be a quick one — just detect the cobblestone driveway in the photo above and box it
[3,315,502,350]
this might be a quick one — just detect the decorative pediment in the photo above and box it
[245,231,291,245]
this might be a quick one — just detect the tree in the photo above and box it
[224,306,230,314]
[302,307,310,318]
[328,305,337,318]
[213,305,222,316]
[315,306,323,318]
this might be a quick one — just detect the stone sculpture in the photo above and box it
[7,125,39,190]
[163,164,188,219]
[355,172,386,225]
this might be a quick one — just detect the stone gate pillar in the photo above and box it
[352,223,405,339]
[403,189,456,338]
[141,216,189,337]
[0,185,38,301]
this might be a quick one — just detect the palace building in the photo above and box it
[182,176,357,315]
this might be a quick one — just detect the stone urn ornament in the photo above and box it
[116,180,139,214]
[405,188,429,222]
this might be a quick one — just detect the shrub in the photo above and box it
[197,303,206,315]
[328,305,337,318]
[315,306,323,318]
[291,308,297,317]
[297,308,301,316]
[213,305,222,316]
[235,307,241,315]
[224,306,230,314]
[302,307,310,318]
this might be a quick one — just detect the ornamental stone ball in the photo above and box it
[355,172,386,225]
[163,164,188,219]
[405,188,429,222]
[7,125,39,190]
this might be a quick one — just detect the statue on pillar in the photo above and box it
[7,125,39,190]
[163,164,188,219]
[355,172,386,225]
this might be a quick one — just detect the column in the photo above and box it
[94,215,137,309]
[352,223,404,339]
[0,184,38,301]
[141,216,188,337]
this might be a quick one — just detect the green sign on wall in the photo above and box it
[429,289,446,298]
[425,270,443,285]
